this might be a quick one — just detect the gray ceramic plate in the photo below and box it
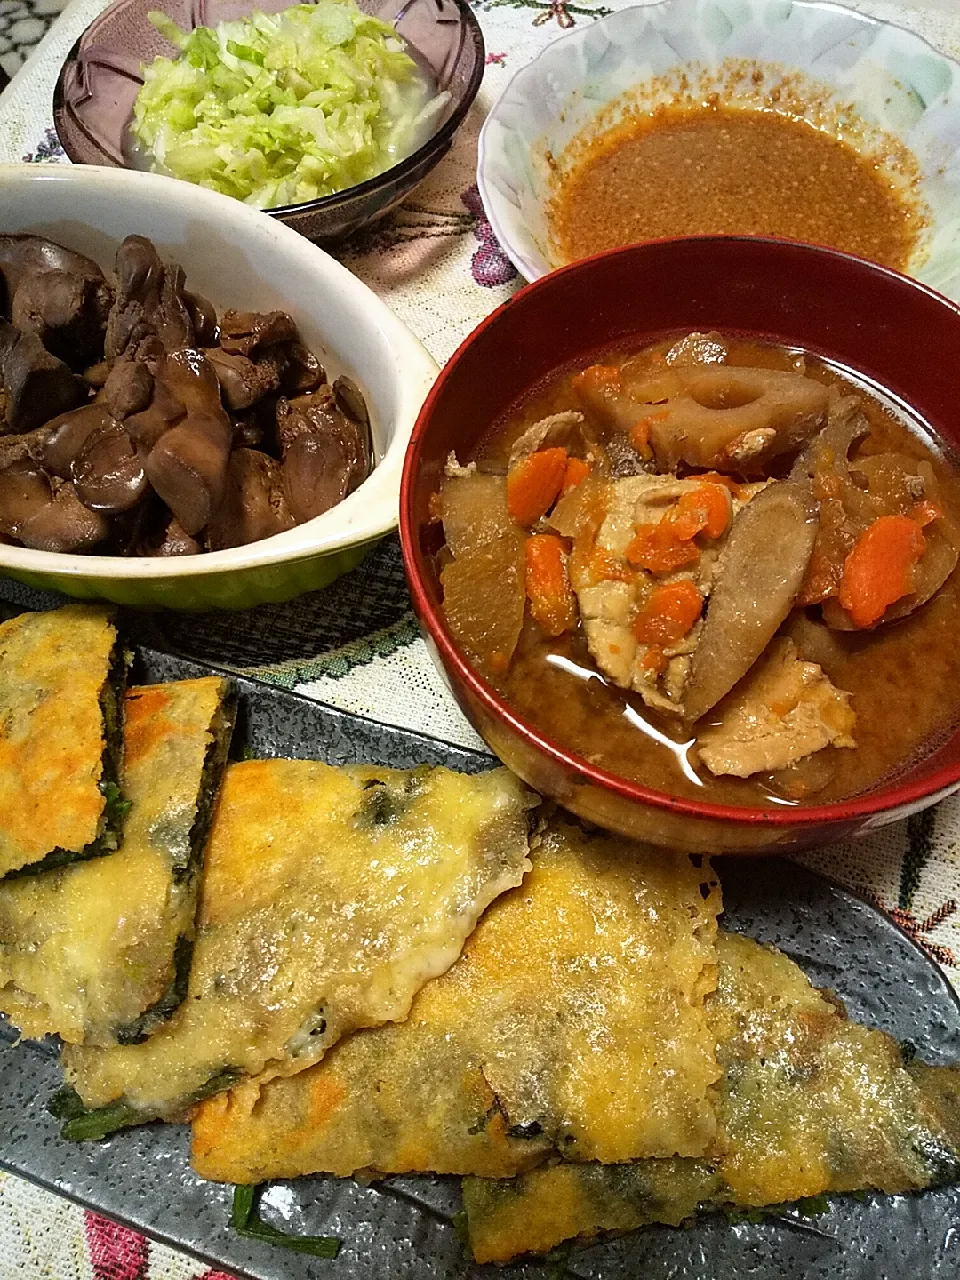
[1,645,958,1280]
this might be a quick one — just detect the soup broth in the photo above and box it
[437,335,960,808]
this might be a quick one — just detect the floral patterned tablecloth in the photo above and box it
[2,0,960,1276]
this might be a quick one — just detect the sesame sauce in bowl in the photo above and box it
[549,102,923,270]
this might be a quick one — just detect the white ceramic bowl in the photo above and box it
[478,0,960,290]
[0,164,438,609]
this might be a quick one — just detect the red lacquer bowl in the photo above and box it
[400,237,960,853]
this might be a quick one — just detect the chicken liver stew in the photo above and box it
[436,334,960,807]
[0,233,371,556]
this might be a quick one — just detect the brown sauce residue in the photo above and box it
[550,104,921,271]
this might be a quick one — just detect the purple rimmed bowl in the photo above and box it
[53,0,483,243]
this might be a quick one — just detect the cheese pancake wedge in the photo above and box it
[0,678,235,1046]
[189,820,721,1183]
[57,761,535,1138]
[0,605,125,879]
[462,932,960,1264]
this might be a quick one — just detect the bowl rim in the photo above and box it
[400,233,960,829]
[0,162,439,581]
[475,0,960,284]
[51,0,486,220]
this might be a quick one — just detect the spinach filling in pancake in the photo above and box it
[0,677,236,1046]
[189,820,721,1183]
[55,761,536,1139]
[461,932,960,1264]
[0,605,126,880]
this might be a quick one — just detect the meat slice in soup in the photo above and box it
[564,473,748,713]
[507,410,595,467]
[695,637,856,778]
[437,333,960,807]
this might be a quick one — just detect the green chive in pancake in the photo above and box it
[0,676,235,1045]
[0,604,126,880]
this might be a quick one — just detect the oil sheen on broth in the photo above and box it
[437,335,960,808]
[549,105,921,270]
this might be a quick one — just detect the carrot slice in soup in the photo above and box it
[698,471,750,501]
[525,534,578,637]
[627,486,731,573]
[670,486,731,541]
[630,412,667,459]
[633,580,704,646]
[627,527,701,574]
[561,457,591,494]
[590,547,634,583]
[507,448,568,526]
[640,645,668,675]
[838,514,926,629]
[571,364,621,396]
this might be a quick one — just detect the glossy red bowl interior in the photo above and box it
[400,237,960,853]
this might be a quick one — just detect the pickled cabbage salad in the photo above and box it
[132,1,450,209]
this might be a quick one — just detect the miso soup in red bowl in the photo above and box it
[401,237,960,853]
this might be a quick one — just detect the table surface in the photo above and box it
[2,0,960,1276]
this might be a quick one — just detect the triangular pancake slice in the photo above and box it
[461,932,960,1263]
[0,677,235,1045]
[0,605,126,879]
[190,820,722,1182]
[57,762,536,1138]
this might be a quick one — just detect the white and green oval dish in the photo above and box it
[0,164,437,610]
[478,0,960,291]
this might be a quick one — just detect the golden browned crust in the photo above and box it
[189,820,721,1183]
[0,605,120,878]
[0,677,234,1045]
[462,933,960,1263]
[61,761,535,1128]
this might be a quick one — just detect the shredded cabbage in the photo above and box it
[131,1,449,209]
